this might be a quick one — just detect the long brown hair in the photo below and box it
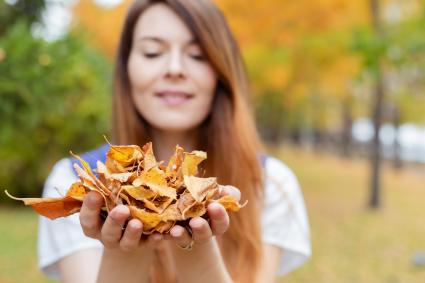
[112,1,264,282]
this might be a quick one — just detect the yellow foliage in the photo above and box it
[71,0,374,127]
[215,0,369,47]
[72,0,132,59]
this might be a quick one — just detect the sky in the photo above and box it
[28,0,124,41]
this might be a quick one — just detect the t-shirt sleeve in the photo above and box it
[37,158,103,280]
[261,156,312,276]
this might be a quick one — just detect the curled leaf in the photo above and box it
[5,140,246,234]
[5,190,83,220]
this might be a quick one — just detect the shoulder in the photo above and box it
[43,144,109,197]
[260,154,312,275]
[39,145,107,279]
[261,155,301,203]
[263,155,299,189]
[43,157,76,197]
[71,143,109,171]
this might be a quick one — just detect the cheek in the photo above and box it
[127,54,158,125]
[127,53,161,93]
[187,64,217,122]
[190,64,217,99]
[128,54,147,90]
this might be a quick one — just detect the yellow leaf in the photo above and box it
[183,175,218,203]
[182,151,206,176]
[137,167,177,199]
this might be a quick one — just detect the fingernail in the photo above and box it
[131,220,142,230]
[171,229,181,237]
[190,218,204,229]
[110,205,128,220]
[209,202,223,211]
[154,234,163,241]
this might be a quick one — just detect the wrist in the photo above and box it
[102,244,154,264]
[97,245,154,283]
[170,237,232,283]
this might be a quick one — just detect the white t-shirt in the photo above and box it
[38,154,311,280]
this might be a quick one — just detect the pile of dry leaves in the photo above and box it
[6,142,244,234]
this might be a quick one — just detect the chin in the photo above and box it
[152,120,203,133]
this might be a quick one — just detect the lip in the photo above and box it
[155,90,194,106]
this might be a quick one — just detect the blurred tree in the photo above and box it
[386,8,425,168]
[71,0,369,141]
[0,21,111,200]
[349,0,425,207]
[70,0,425,158]
[214,0,369,144]
[0,0,45,36]
[368,0,385,209]
[73,0,132,59]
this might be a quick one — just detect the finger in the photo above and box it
[207,203,229,235]
[163,233,173,241]
[145,232,163,249]
[101,205,130,249]
[119,219,143,252]
[170,225,192,249]
[80,191,104,238]
[219,185,241,202]
[189,217,212,242]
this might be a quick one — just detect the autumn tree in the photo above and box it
[0,1,111,200]
[72,0,132,59]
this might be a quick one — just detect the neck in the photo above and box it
[150,128,199,162]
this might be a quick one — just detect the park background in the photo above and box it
[0,0,424,282]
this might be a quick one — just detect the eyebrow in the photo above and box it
[138,36,164,43]
[137,36,198,45]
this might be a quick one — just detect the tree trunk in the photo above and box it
[369,0,384,209]
[341,97,353,157]
[393,105,403,169]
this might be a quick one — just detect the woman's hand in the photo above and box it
[79,191,163,252]
[79,184,240,252]
[166,185,241,251]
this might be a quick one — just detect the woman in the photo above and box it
[38,1,311,282]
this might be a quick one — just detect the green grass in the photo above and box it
[276,146,425,283]
[1,146,424,282]
[0,207,54,283]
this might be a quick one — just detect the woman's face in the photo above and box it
[128,3,217,133]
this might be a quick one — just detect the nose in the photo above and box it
[165,49,185,79]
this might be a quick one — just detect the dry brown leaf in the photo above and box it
[66,182,88,201]
[129,206,162,232]
[161,203,183,221]
[5,190,83,220]
[109,172,135,183]
[166,145,184,177]
[72,152,111,196]
[181,151,206,176]
[154,221,175,233]
[105,157,127,173]
[137,167,177,199]
[96,161,110,176]
[181,202,206,220]
[145,196,173,214]
[142,142,157,171]
[121,185,156,201]
[107,145,143,167]
[5,140,246,234]
[184,175,218,203]
[215,195,247,212]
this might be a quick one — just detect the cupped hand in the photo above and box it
[79,191,163,252]
[80,185,241,252]
[166,185,241,251]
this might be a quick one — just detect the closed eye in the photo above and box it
[144,53,161,58]
[189,54,205,61]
